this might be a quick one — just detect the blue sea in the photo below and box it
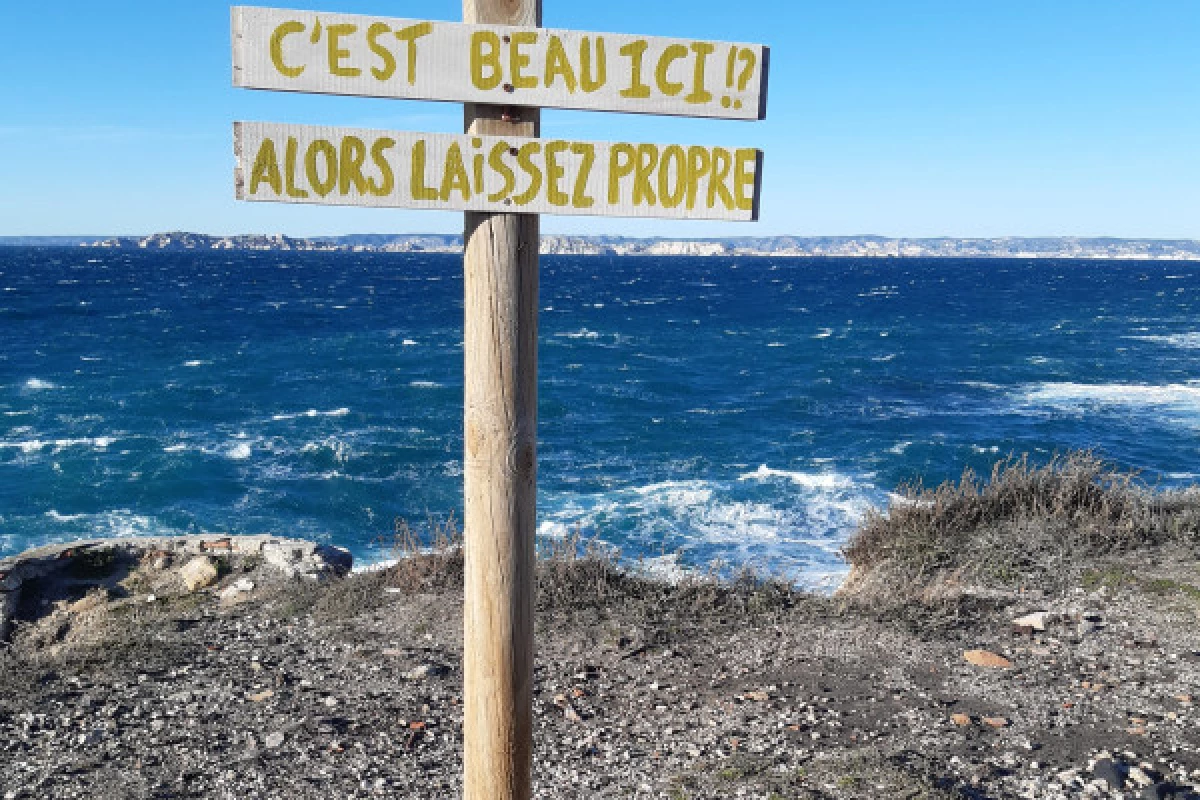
[1,250,1197,587]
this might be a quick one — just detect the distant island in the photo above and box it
[2,231,1200,259]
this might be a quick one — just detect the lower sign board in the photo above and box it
[234,122,761,221]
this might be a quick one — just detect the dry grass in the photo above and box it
[298,515,806,624]
[381,514,465,593]
[841,451,1200,605]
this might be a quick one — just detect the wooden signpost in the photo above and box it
[231,3,768,797]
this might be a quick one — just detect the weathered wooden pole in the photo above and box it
[461,0,540,798]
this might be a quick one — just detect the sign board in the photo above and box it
[232,6,768,120]
[234,121,762,220]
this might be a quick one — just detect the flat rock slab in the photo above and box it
[0,535,352,640]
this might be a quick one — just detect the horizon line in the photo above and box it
[6,232,1200,242]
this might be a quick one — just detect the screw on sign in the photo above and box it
[230,1,768,797]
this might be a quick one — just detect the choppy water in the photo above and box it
[2,250,1197,587]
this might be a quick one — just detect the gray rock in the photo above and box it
[1012,612,1051,631]
[179,557,219,592]
[405,663,450,680]
[0,588,18,641]
[1093,758,1128,790]
[219,579,256,601]
[264,731,284,749]
[1130,767,1156,787]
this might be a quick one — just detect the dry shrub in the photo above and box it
[380,514,465,593]
[369,518,802,620]
[841,451,1200,605]
[534,529,802,619]
[535,528,624,609]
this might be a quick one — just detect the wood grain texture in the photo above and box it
[462,1,540,799]
[465,0,540,26]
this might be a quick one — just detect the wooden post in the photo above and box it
[461,1,540,799]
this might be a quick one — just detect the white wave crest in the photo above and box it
[1128,332,1200,350]
[1017,382,1200,427]
[555,328,602,339]
[0,436,115,454]
[45,510,88,522]
[300,436,355,465]
[540,471,881,589]
[270,408,351,421]
[23,378,57,391]
[409,381,443,389]
[738,465,857,491]
[227,442,253,460]
[37,509,180,540]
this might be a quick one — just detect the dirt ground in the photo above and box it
[0,544,1198,799]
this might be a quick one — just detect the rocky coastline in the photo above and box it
[3,231,1196,259]
[0,530,1197,799]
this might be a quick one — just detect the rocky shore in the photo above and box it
[0,531,1197,800]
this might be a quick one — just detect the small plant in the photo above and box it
[714,754,769,783]
[376,513,465,594]
[68,548,119,580]
[1142,578,1200,601]
[1081,567,1134,591]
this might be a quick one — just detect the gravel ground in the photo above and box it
[0,545,1198,799]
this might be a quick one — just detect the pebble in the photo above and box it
[1129,766,1155,787]
[1,538,1197,800]
[405,662,450,680]
[963,649,1014,669]
[1012,612,1050,631]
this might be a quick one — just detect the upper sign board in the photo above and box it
[232,6,768,120]
[234,121,762,220]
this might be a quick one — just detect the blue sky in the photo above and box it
[2,0,1197,237]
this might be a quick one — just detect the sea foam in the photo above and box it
[538,469,879,588]
[270,408,351,421]
[1019,382,1200,416]
[1128,332,1200,350]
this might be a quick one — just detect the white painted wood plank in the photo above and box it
[234,121,762,221]
[231,6,768,120]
